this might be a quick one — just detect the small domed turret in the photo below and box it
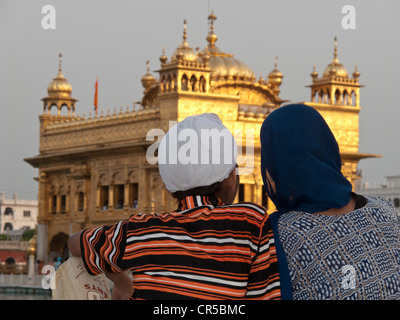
[141,60,156,91]
[159,47,168,64]
[47,53,73,98]
[170,20,198,63]
[42,53,77,116]
[268,56,283,88]
[322,37,348,78]
[352,63,360,80]
[310,63,318,79]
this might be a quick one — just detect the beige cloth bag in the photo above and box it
[52,256,111,300]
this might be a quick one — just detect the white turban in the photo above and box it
[158,113,237,193]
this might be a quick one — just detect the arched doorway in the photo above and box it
[48,232,69,263]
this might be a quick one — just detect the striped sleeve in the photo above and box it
[246,213,281,299]
[80,220,127,275]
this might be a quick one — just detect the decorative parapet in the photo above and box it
[40,106,160,153]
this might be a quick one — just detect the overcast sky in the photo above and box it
[1,0,399,200]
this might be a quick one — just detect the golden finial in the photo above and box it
[311,62,318,79]
[334,36,338,60]
[141,60,155,90]
[207,11,218,48]
[159,46,167,63]
[58,53,62,72]
[353,62,360,79]
[183,19,187,42]
[268,55,283,88]
[208,11,217,34]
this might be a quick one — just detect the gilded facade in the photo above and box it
[25,14,377,262]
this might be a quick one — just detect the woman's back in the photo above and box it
[278,196,400,300]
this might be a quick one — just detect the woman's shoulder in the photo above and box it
[362,195,400,222]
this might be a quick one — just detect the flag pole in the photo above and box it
[94,75,98,116]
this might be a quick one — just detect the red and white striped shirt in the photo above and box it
[80,195,281,299]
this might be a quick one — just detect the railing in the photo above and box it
[0,262,27,275]
[0,274,51,295]
[0,241,29,250]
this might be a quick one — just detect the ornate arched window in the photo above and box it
[334,89,341,104]
[343,90,349,105]
[181,74,189,91]
[351,91,356,106]
[190,75,197,92]
[199,76,206,92]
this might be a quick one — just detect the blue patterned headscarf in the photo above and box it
[260,104,352,214]
[260,104,353,300]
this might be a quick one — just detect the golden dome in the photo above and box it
[322,37,348,78]
[47,53,73,98]
[268,56,283,87]
[159,47,168,64]
[352,63,360,79]
[310,63,318,79]
[171,20,198,63]
[202,13,254,81]
[141,60,156,90]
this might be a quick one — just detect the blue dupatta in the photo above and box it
[260,104,353,299]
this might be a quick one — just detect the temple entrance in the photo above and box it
[48,232,69,264]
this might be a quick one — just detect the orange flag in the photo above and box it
[94,76,98,113]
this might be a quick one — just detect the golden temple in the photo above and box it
[25,14,377,262]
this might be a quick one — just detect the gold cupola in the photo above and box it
[268,56,284,92]
[322,36,348,78]
[141,60,156,92]
[42,53,77,116]
[47,53,73,98]
[202,12,255,81]
[308,37,363,107]
[170,20,198,63]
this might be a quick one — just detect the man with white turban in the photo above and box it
[158,113,239,205]
[68,113,281,300]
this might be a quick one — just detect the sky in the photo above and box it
[0,0,399,200]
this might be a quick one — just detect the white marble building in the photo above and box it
[357,176,400,214]
[0,192,38,239]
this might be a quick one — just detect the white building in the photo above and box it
[0,192,38,240]
[357,176,400,214]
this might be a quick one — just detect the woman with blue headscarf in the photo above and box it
[261,104,400,300]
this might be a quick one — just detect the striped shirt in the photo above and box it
[80,195,281,300]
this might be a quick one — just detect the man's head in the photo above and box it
[158,113,239,205]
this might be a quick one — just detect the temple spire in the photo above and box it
[334,36,338,60]
[58,53,62,73]
[207,11,218,48]
[183,19,187,42]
